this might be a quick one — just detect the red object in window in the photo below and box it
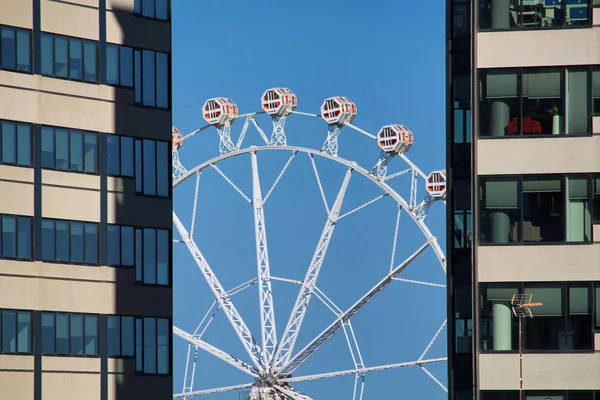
[507,117,542,135]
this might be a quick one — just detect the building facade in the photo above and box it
[446,1,600,399]
[0,0,172,399]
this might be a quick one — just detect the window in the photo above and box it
[135,227,169,285]
[0,214,32,260]
[41,219,99,264]
[40,32,97,82]
[0,309,31,353]
[107,225,135,266]
[134,49,169,109]
[41,312,98,356]
[480,282,596,352]
[593,67,600,115]
[135,138,170,196]
[41,126,98,173]
[106,134,134,177]
[454,284,473,354]
[479,67,592,137]
[479,0,592,30]
[135,317,170,374]
[106,44,134,87]
[595,283,600,330]
[480,175,593,244]
[453,179,472,249]
[0,26,31,72]
[107,315,135,357]
[134,0,169,21]
[0,121,32,166]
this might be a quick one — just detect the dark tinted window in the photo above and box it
[1,27,16,70]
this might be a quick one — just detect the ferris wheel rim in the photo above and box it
[172,144,446,270]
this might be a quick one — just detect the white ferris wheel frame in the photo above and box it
[171,107,448,400]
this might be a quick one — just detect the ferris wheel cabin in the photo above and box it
[202,97,238,126]
[426,170,447,199]
[262,88,297,117]
[320,96,357,125]
[172,127,183,151]
[377,124,414,155]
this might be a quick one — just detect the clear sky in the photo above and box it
[171,0,447,398]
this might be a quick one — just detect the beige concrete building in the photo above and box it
[447,1,600,399]
[0,0,172,398]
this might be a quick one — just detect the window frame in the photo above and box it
[107,315,136,358]
[478,66,595,139]
[0,214,33,261]
[40,125,99,175]
[41,311,100,357]
[0,309,32,354]
[134,316,171,375]
[40,31,98,83]
[106,43,135,88]
[135,226,171,286]
[134,138,171,198]
[0,25,32,73]
[133,48,170,110]
[479,173,596,246]
[107,224,136,267]
[41,218,100,266]
[106,133,135,178]
[134,0,170,21]
[0,120,33,167]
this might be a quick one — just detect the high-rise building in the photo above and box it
[446,1,600,399]
[0,0,172,398]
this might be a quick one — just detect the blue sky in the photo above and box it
[171,1,447,398]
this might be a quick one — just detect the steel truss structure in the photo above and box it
[172,99,447,400]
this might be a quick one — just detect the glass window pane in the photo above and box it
[41,313,55,354]
[480,178,520,244]
[84,132,97,173]
[17,312,31,353]
[120,46,133,87]
[70,222,84,263]
[134,0,141,13]
[55,128,69,170]
[70,130,83,172]
[157,318,169,374]
[16,123,31,165]
[83,41,96,82]
[56,220,69,261]
[135,318,143,371]
[41,219,55,261]
[135,140,142,192]
[106,44,119,85]
[135,229,142,281]
[156,141,169,196]
[143,228,157,284]
[142,50,156,107]
[567,176,591,242]
[107,316,121,356]
[142,0,155,18]
[107,225,121,266]
[121,226,134,266]
[84,223,98,264]
[120,136,134,177]
[68,38,83,79]
[121,316,134,357]
[70,314,84,355]
[2,310,16,352]
[157,229,169,285]
[570,285,592,351]
[1,27,16,70]
[41,127,55,168]
[2,121,16,164]
[54,36,68,78]
[17,217,31,259]
[2,215,17,258]
[56,314,69,354]
[595,286,600,329]
[593,68,600,115]
[134,50,142,103]
[41,33,53,75]
[16,29,31,72]
[84,315,97,355]
[143,139,156,195]
[107,135,120,175]
[522,68,563,136]
[156,52,168,109]
[479,70,519,137]
[566,69,590,135]
[143,317,157,373]
[524,286,563,351]
[522,177,564,242]
[156,0,168,20]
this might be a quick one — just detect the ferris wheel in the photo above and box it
[172,88,448,400]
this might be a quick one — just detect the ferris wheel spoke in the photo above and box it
[274,167,353,369]
[344,122,377,140]
[262,150,297,206]
[392,277,446,288]
[280,357,447,383]
[251,151,278,367]
[173,326,260,378]
[308,153,330,214]
[418,319,447,362]
[189,171,202,238]
[273,385,314,400]
[173,382,255,398]
[383,167,413,181]
[173,212,264,370]
[209,164,252,204]
[277,241,430,376]
[337,192,389,221]
[234,117,252,151]
[419,365,448,393]
[248,115,271,145]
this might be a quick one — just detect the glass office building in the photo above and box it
[446,1,600,399]
[0,0,172,398]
